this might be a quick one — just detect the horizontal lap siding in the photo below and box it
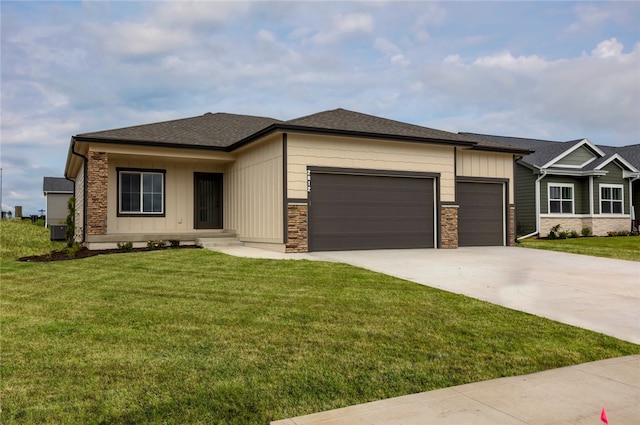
[287,134,455,202]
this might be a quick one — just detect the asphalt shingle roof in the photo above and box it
[43,177,74,193]
[74,108,527,153]
[462,133,640,172]
[77,113,283,148]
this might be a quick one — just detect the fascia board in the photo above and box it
[540,138,605,169]
[595,153,638,172]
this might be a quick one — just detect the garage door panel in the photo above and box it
[309,173,435,251]
[457,181,504,247]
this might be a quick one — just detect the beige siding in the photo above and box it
[107,155,226,234]
[225,135,283,242]
[74,165,85,241]
[456,149,515,200]
[287,134,456,202]
[46,193,72,226]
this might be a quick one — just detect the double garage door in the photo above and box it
[308,172,436,251]
[307,171,505,251]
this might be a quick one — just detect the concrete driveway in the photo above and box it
[309,247,640,344]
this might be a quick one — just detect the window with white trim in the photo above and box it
[548,183,574,214]
[118,169,165,215]
[600,184,623,214]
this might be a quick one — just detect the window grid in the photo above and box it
[548,183,574,214]
[119,170,164,214]
[600,185,623,214]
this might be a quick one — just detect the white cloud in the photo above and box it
[472,51,548,72]
[89,22,192,57]
[591,38,624,58]
[374,37,410,66]
[312,13,374,44]
[566,4,612,33]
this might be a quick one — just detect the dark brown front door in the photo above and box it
[194,173,222,229]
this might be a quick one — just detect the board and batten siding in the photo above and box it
[106,156,226,233]
[286,133,456,202]
[456,149,515,200]
[224,135,283,243]
[514,163,537,235]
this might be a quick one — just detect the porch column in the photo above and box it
[440,205,459,249]
[285,204,308,252]
[86,151,108,235]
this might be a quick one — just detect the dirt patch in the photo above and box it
[19,245,201,262]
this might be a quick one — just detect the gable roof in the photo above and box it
[43,177,74,194]
[72,108,528,154]
[462,133,639,173]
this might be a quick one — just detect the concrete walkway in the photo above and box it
[272,355,640,425]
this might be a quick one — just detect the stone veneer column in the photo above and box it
[508,205,516,246]
[86,151,108,235]
[286,204,308,252]
[440,205,459,249]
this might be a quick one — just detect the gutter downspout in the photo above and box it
[631,176,639,232]
[517,170,547,241]
[67,138,88,244]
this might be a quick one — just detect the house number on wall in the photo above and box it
[307,170,311,192]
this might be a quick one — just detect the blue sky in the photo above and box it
[1,1,639,216]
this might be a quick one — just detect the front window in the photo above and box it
[118,170,165,215]
[600,185,623,214]
[548,184,574,214]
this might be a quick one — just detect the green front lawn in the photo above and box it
[2,220,639,424]
[518,235,640,261]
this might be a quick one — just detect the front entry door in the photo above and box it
[194,173,223,229]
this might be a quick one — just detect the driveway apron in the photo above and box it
[309,247,640,344]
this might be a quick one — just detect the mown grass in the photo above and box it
[518,235,640,261]
[2,220,639,424]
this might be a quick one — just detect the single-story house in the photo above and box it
[43,177,74,227]
[462,134,640,237]
[64,108,530,252]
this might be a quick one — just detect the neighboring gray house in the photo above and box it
[462,134,640,237]
[43,177,74,227]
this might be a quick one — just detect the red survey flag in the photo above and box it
[600,407,608,424]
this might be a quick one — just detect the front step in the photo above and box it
[196,236,244,249]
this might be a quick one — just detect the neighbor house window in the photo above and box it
[118,169,165,215]
[548,183,574,214]
[600,184,623,214]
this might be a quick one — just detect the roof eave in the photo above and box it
[227,123,480,151]
[72,135,231,152]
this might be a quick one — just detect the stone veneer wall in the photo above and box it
[540,216,630,237]
[441,205,458,249]
[86,151,108,236]
[508,205,516,246]
[286,204,308,252]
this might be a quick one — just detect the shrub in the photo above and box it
[557,231,569,239]
[568,230,579,238]
[581,227,592,237]
[147,240,166,249]
[65,197,76,248]
[117,242,134,252]
[169,240,180,248]
[548,224,561,240]
[65,243,83,257]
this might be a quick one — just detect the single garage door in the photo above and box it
[308,172,435,251]
[457,181,504,246]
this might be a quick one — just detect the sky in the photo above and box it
[1,1,639,216]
